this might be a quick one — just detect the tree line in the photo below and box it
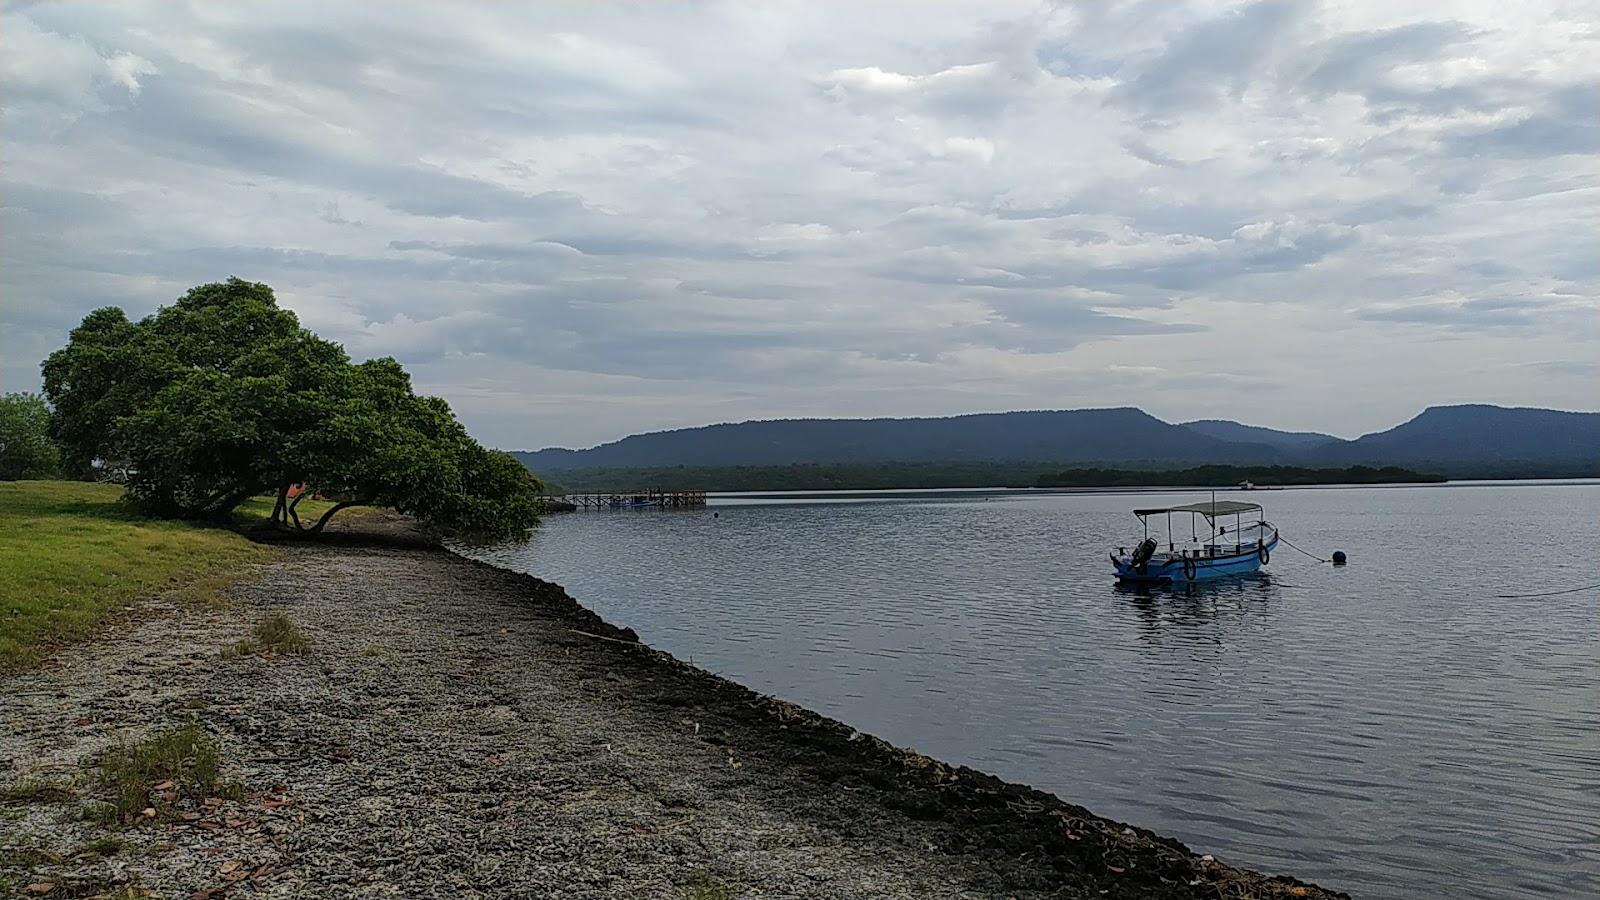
[530,461,1445,493]
[1035,464,1445,487]
[5,278,540,540]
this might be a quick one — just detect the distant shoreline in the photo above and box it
[539,476,1600,505]
[535,462,1457,495]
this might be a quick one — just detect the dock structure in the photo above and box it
[542,488,707,510]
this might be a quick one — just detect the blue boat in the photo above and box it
[1110,500,1279,584]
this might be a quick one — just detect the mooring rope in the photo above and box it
[1493,582,1600,600]
[1276,533,1331,564]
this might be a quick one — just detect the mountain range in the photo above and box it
[514,404,1600,478]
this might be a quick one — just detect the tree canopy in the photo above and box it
[42,278,540,540]
[0,392,62,481]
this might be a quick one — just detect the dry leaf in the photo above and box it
[1106,865,1125,874]
[141,806,158,818]
[219,861,241,874]
[24,884,55,896]
[153,780,175,791]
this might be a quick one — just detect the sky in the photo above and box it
[2,1,1597,449]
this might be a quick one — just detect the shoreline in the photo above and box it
[1,532,1347,898]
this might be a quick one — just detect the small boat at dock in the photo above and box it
[1110,500,1278,584]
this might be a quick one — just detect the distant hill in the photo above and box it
[517,408,1279,472]
[513,403,1600,482]
[1180,419,1339,450]
[1331,404,1600,474]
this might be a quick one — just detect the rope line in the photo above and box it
[1276,533,1331,564]
[1494,582,1600,599]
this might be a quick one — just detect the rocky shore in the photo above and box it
[1,535,1347,899]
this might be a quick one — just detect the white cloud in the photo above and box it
[2,0,1596,447]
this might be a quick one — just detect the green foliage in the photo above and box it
[0,392,61,480]
[42,278,539,539]
[1037,464,1445,487]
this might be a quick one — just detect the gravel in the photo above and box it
[1,539,1347,899]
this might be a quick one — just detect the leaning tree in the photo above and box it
[42,278,541,540]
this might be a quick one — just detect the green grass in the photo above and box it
[0,481,273,672]
[0,779,77,805]
[683,875,734,900]
[96,725,241,824]
[221,612,310,658]
[232,493,381,530]
[76,836,124,859]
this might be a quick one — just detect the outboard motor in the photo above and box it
[1130,538,1158,574]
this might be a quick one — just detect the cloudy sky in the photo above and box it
[3,1,1596,448]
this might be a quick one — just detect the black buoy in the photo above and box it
[1332,550,1347,566]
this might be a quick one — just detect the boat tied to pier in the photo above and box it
[1110,500,1278,584]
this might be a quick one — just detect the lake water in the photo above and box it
[468,482,1600,899]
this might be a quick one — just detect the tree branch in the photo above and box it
[303,499,365,535]
[287,494,303,531]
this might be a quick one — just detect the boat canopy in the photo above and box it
[1133,500,1262,519]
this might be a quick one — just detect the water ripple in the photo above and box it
[470,483,1600,900]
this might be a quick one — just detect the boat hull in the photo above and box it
[1112,535,1278,584]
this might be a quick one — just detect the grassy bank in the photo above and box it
[0,481,272,671]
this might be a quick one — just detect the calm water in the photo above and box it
[469,483,1600,899]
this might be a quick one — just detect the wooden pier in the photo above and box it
[541,488,707,510]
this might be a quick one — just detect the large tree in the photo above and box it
[0,392,62,480]
[42,278,540,540]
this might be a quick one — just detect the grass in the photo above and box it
[683,874,734,900]
[232,493,379,530]
[0,481,273,671]
[96,725,242,824]
[0,779,78,806]
[221,612,310,658]
[75,837,124,859]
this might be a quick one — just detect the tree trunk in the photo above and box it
[287,491,305,531]
[303,500,363,535]
[209,486,261,522]
[270,485,288,526]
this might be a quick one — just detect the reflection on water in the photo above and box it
[469,483,1600,900]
